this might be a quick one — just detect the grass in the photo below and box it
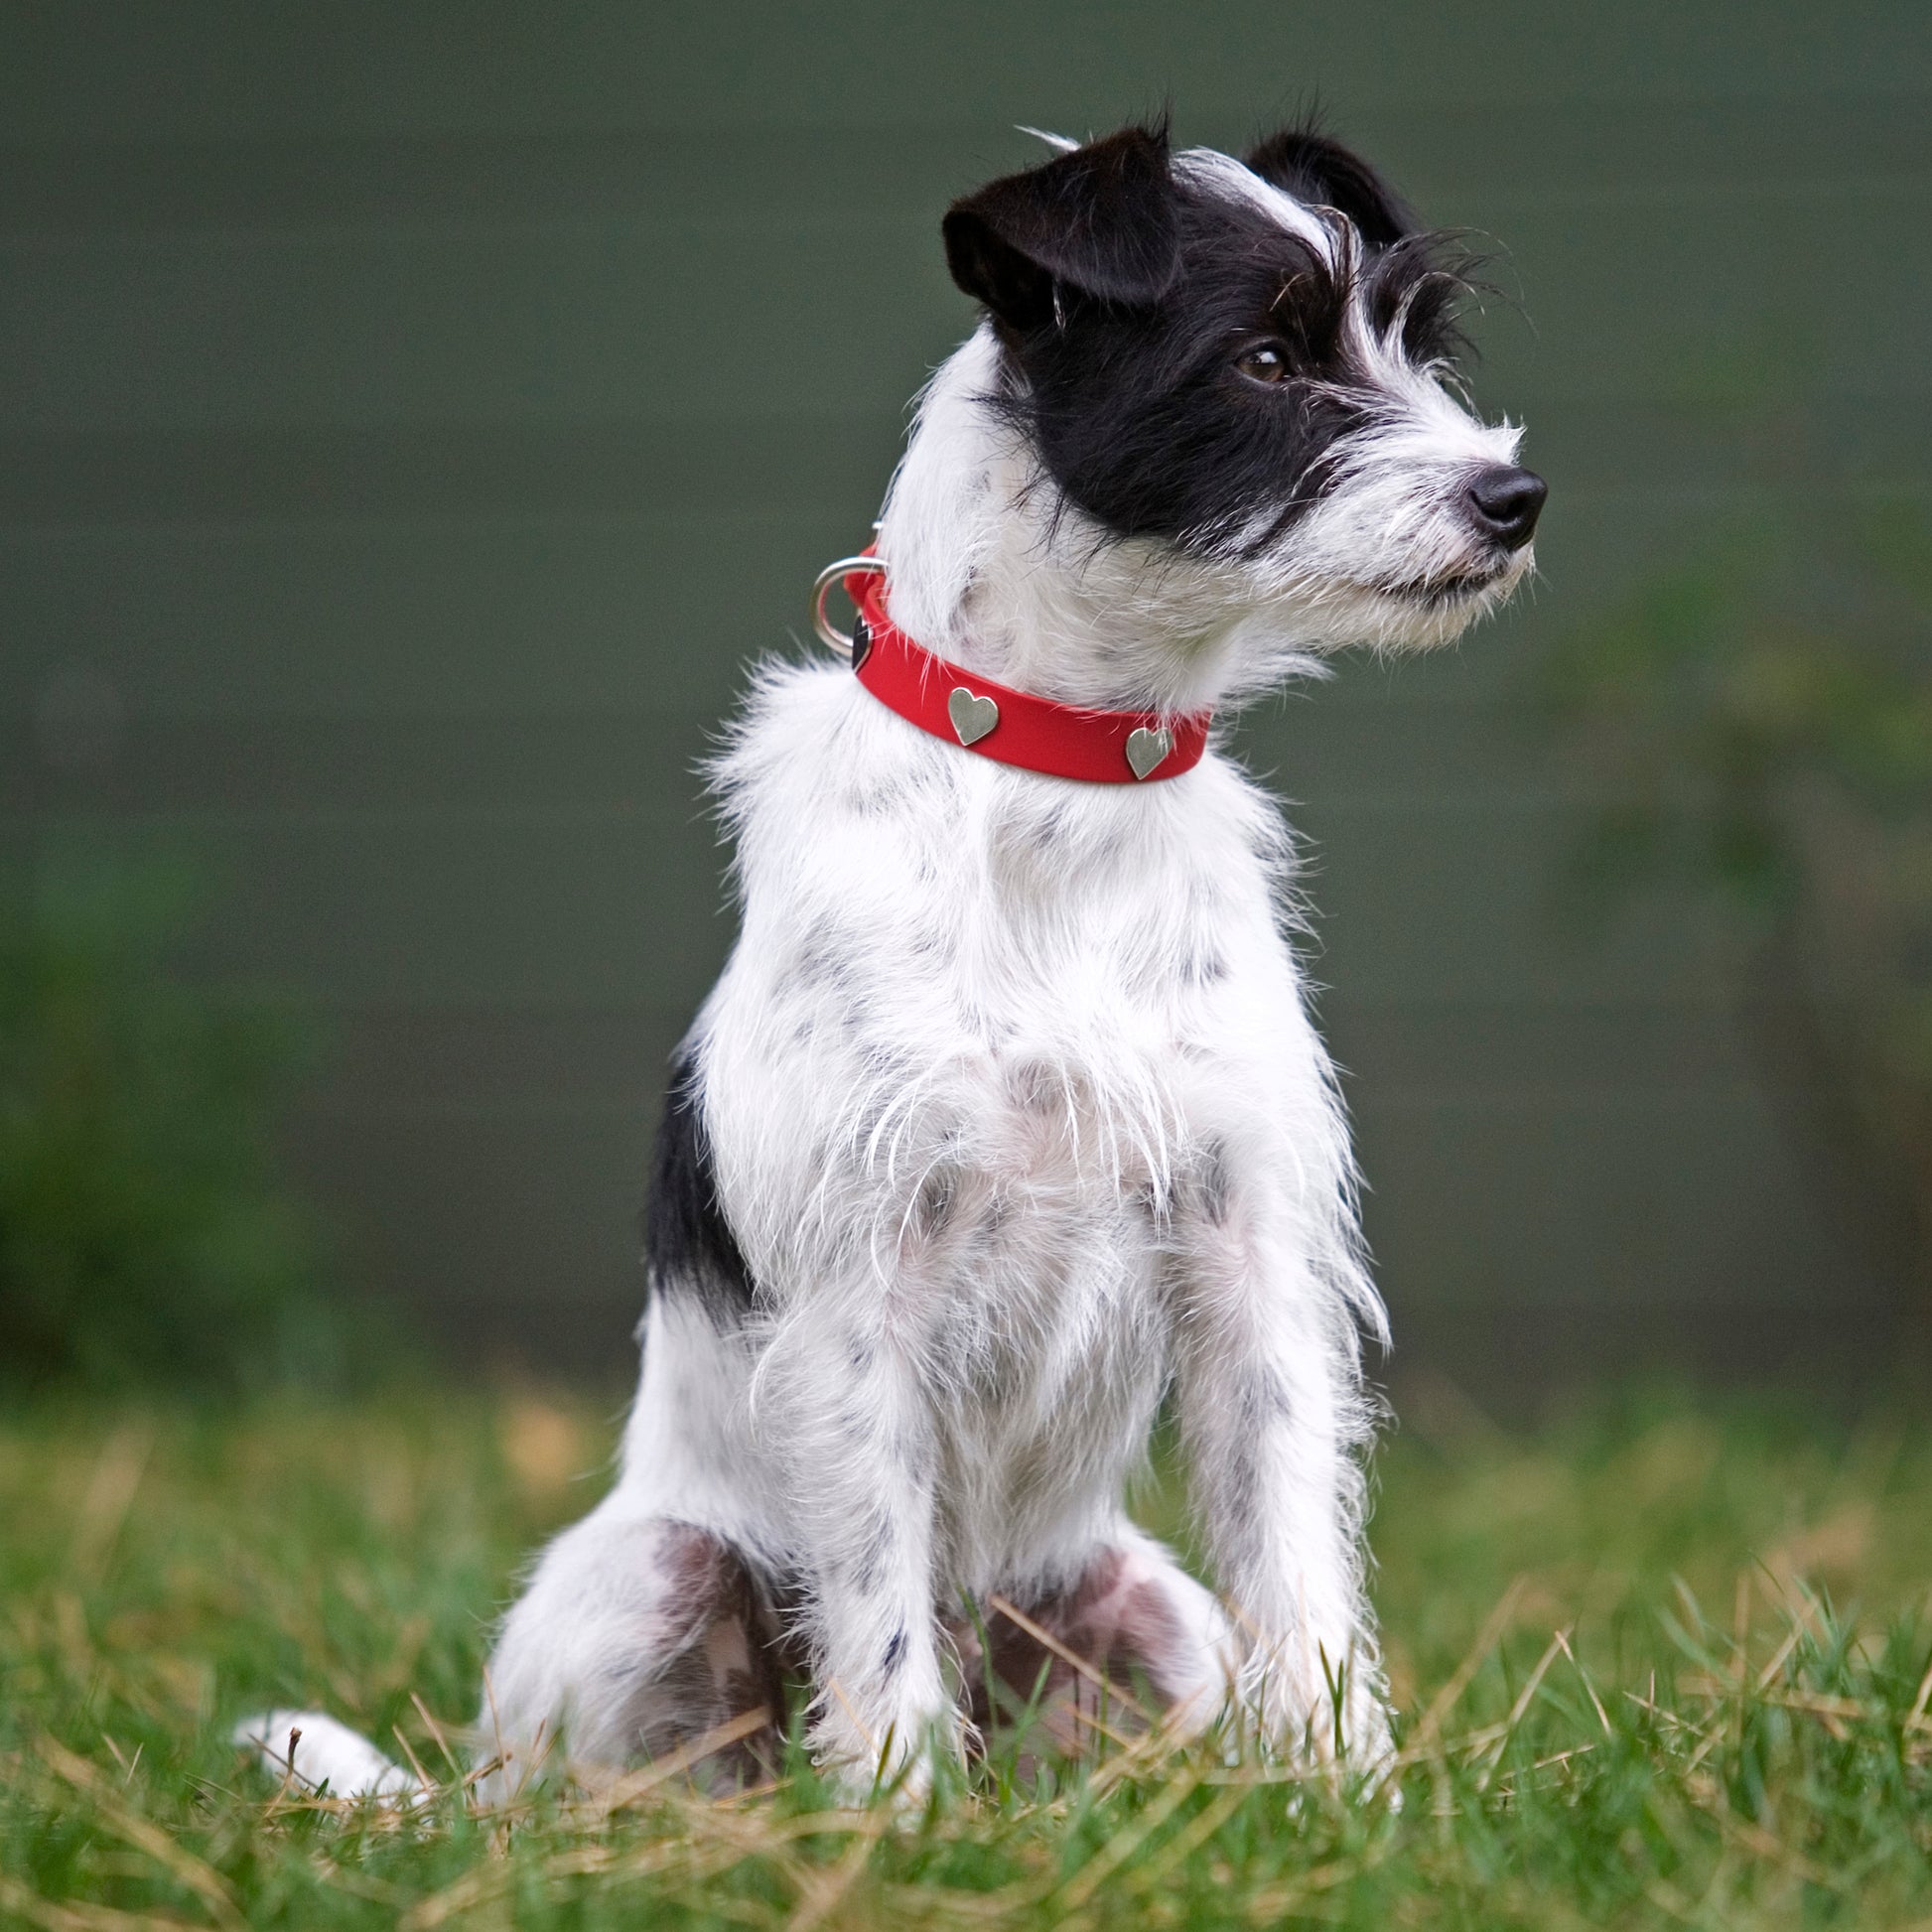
[2,1381,1930,1929]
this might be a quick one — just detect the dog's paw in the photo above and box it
[232,1710,422,1801]
[1234,1658,1394,1782]
[809,1703,961,1811]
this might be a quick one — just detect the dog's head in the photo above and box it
[942,122,1542,652]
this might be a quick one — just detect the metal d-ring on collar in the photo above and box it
[810,554,887,662]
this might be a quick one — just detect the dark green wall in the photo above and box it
[5,4,1927,1387]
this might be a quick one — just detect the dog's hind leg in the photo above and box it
[483,1506,786,1798]
[959,1529,1238,1760]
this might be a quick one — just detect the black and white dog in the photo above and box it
[245,119,1541,1802]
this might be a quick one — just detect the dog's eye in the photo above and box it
[1235,342,1291,385]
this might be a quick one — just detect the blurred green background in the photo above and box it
[4,2,1929,1397]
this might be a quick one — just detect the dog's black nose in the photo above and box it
[1465,466,1546,550]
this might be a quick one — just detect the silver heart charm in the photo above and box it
[1125,725,1173,779]
[948,687,999,747]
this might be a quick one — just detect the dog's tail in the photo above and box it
[233,1710,423,1801]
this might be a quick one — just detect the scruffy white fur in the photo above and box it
[240,143,1530,1805]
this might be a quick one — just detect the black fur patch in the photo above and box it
[943,121,1475,557]
[643,1046,758,1320]
[1242,126,1416,250]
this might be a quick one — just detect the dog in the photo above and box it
[242,117,1541,1804]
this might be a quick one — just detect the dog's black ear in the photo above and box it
[1244,127,1416,250]
[943,124,1180,331]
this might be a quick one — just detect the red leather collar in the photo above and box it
[846,565,1210,784]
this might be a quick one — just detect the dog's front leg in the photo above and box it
[770,1314,954,1799]
[1175,1228,1388,1767]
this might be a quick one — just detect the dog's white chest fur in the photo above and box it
[673,662,1356,1587]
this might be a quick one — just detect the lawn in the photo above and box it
[1,1381,1929,1929]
